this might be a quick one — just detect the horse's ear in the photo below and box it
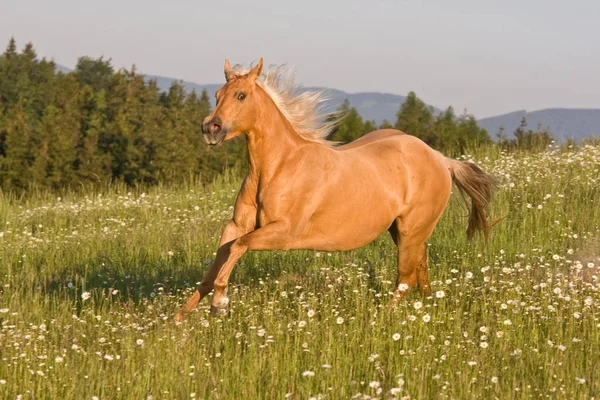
[224,59,234,82]
[249,58,263,81]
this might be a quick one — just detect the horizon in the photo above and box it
[2,0,599,119]
[21,57,600,120]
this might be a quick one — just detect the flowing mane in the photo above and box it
[229,64,341,146]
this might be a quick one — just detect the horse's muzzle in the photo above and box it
[202,117,226,146]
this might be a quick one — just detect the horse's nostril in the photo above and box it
[210,124,221,134]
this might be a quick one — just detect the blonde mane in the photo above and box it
[229,64,341,146]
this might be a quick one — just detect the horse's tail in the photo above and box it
[445,158,496,240]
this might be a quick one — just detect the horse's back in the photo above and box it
[336,129,441,162]
[336,129,448,177]
[335,129,453,222]
[337,129,407,150]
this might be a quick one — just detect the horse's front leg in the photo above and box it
[211,221,291,315]
[176,221,246,321]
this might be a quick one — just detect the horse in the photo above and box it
[176,58,495,320]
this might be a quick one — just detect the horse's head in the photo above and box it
[202,58,264,146]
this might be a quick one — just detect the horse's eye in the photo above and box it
[237,93,246,101]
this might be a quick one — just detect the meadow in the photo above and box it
[1,144,599,399]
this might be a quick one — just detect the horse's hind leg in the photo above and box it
[416,247,431,296]
[392,240,429,298]
[389,219,433,301]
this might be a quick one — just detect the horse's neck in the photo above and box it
[246,106,303,182]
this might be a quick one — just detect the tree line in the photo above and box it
[329,94,555,155]
[0,38,247,192]
[1,39,557,193]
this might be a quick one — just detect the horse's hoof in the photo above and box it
[210,297,229,316]
[175,312,186,322]
[210,305,228,316]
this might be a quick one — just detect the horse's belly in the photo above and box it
[297,207,395,251]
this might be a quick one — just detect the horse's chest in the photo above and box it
[256,209,270,228]
[255,190,281,227]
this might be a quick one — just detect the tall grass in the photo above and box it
[1,145,599,399]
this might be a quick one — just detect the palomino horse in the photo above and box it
[176,58,495,320]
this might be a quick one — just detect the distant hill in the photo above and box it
[56,65,600,142]
[55,64,72,74]
[478,109,600,143]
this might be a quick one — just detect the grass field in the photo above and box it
[1,145,600,399]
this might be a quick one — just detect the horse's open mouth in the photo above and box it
[204,132,226,147]
[208,140,225,147]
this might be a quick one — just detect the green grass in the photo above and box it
[1,145,600,399]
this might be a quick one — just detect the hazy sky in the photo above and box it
[1,0,598,118]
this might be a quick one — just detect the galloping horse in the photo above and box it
[176,58,495,320]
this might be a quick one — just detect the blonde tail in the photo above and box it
[446,158,496,240]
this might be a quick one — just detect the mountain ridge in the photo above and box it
[54,64,600,142]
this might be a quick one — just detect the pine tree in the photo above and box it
[363,120,377,134]
[198,89,211,118]
[74,56,114,93]
[379,119,393,130]
[142,80,182,183]
[513,119,553,151]
[4,37,17,58]
[0,100,35,189]
[395,92,434,143]
[0,95,6,159]
[0,39,56,119]
[103,68,146,184]
[329,99,366,143]
[77,87,112,183]
[38,74,82,188]
[455,112,491,152]
[432,107,457,150]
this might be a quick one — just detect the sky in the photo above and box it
[1,0,599,118]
